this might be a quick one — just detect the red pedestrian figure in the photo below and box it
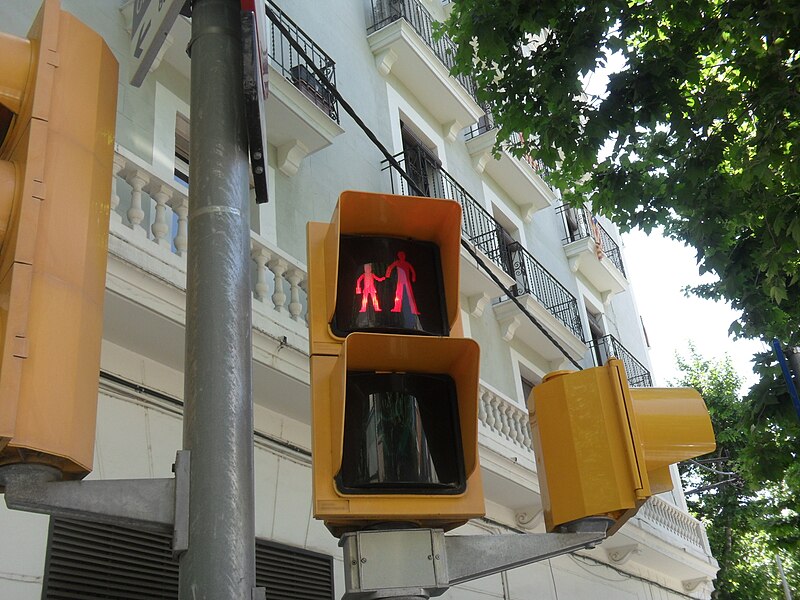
[355,263,385,312]
[385,251,420,315]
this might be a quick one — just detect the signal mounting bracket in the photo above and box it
[340,520,608,599]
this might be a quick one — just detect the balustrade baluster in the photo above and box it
[146,183,173,248]
[286,268,304,321]
[497,403,511,440]
[268,257,288,311]
[478,392,488,428]
[251,247,272,302]
[482,391,496,431]
[522,419,532,448]
[111,155,125,224]
[169,197,189,256]
[125,170,148,232]
[511,412,526,447]
[298,279,309,324]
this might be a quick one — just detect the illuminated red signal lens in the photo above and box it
[333,235,448,337]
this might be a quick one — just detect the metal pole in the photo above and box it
[180,0,255,598]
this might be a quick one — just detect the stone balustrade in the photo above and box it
[638,495,712,555]
[111,148,308,327]
[478,385,534,456]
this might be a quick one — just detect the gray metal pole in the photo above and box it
[180,0,255,598]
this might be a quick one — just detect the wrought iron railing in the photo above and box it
[507,242,585,340]
[464,109,496,139]
[589,334,653,387]
[556,204,626,277]
[382,151,585,341]
[367,0,479,104]
[382,150,511,272]
[265,0,339,123]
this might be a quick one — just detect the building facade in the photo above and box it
[0,0,719,598]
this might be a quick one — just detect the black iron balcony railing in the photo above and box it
[556,204,626,277]
[367,0,479,105]
[464,108,496,139]
[383,150,511,272]
[507,242,585,340]
[265,0,339,123]
[382,152,584,340]
[589,334,653,387]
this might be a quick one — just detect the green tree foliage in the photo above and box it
[444,10,800,586]
[675,348,798,599]
[444,0,800,345]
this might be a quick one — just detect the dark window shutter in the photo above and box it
[42,518,333,600]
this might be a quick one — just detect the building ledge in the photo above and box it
[466,129,555,221]
[266,67,345,176]
[493,295,587,369]
[564,237,628,302]
[367,19,482,140]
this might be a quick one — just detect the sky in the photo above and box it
[622,228,766,394]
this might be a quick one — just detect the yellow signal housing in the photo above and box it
[309,189,464,355]
[0,0,117,481]
[530,359,715,534]
[307,190,484,536]
[311,333,482,536]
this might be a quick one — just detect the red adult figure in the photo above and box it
[385,251,420,315]
[355,263,385,313]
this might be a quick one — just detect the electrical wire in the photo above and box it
[263,3,584,370]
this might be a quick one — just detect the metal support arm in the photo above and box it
[2,451,190,554]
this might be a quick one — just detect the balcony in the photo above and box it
[589,334,653,387]
[464,113,556,222]
[263,1,345,175]
[477,383,540,522]
[110,147,311,421]
[367,0,483,141]
[120,1,343,177]
[382,150,516,311]
[595,496,718,595]
[557,204,628,301]
[493,243,587,366]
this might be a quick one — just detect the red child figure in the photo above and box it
[355,263,385,313]
[385,251,420,315]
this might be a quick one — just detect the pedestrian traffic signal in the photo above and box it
[307,190,484,536]
[529,359,715,534]
[0,0,117,483]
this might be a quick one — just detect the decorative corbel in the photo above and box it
[467,293,491,318]
[682,577,710,592]
[606,544,641,565]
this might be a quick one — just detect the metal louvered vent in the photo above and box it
[42,518,334,600]
[256,539,334,600]
[43,518,179,600]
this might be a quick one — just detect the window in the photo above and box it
[520,375,535,406]
[174,112,190,186]
[400,121,440,197]
[586,307,607,366]
[42,518,335,600]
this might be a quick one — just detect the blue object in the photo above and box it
[771,338,800,420]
